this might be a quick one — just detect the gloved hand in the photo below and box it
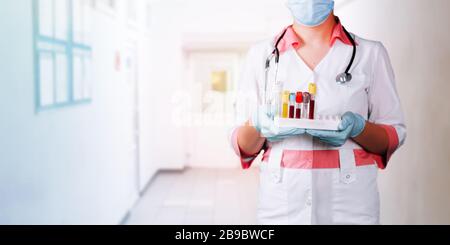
[306,112,366,147]
[252,105,305,143]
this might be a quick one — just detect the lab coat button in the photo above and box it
[341,172,356,184]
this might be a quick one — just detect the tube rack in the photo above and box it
[274,115,341,131]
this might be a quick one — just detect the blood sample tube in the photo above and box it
[282,91,290,118]
[289,93,296,119]
[302,92,310,119]
[308,83,317,120]
[295,92,303,119]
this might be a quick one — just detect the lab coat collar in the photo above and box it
[276,17,354,54]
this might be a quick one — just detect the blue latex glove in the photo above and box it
[306,112,366,147]
[252,105,306,143]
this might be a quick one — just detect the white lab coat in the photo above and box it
[232,34,407,225]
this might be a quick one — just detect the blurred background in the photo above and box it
[0,0,449,225]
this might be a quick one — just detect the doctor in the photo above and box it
[230,0,406,224]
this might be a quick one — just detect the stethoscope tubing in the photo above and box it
[264,23,356,103]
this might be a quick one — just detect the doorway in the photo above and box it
[122,40,141,192]
[184,51,245,168]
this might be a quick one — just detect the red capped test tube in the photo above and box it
[289,93,296,119]
[295,92,303,119]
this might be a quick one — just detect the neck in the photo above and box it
[292,14,336,45]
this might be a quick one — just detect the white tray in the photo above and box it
[275,117,341,131]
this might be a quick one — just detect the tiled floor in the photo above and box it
[125,168,259,225]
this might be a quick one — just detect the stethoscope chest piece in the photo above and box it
[336,72,352,84]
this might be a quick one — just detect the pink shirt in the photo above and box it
[275,20,354,54]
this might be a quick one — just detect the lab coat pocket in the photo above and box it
[332,164,380,225]
[257,164,289,224]
[337,73,370,114]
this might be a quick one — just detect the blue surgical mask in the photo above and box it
[287,0,335,27]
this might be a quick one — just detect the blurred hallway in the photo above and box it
[125,168,258,225]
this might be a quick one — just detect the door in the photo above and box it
[122,40,141,192]
[185,51,245,168]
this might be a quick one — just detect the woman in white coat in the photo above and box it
[230,0,406,225]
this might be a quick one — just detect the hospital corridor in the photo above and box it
[1,0,450,225]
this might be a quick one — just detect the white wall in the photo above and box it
[0,0,156,224]
[336,0,450,225]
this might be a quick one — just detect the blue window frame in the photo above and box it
[33,0,93,111]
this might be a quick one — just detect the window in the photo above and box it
[33,0,93,111]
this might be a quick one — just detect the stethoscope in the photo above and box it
[264,23,356,103]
